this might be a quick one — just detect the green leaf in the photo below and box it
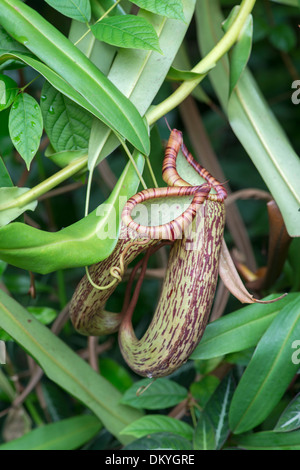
[229,296,300,434]
[91,15,162,52]
[270,0,299,5]
[234,430,300,450]
[44,0,91,23]
[196,0,300,237]
[123,432,192,450]
[205,373,236,449]
[131,0,185,21]
[27,306,57,325]
[0,288,142,444]
[0,415,101,450]
[192,294,298,360]
[0,187,37,226]
[84,2,196,167]
[166,66,204,82]
[121,415,194,441]
[274,393,300,433]
[40,81,92,152]
[0,0,149,155]
[120,378,188,410]
[0,73,18,110]
[0,151,144,274]
[45,146,87,168]
[193,411,216,450]
[98,358,133,393]
[269,23,297,52]
[8,93,43,170]
[227,10,253,95]
[190,375,220,408]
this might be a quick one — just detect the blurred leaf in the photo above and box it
[45,146,87,169]
[204,372,236,449]
[8,93,43,170]
[166,66,204,82]
[193,411,216,450]
[229,296,300,434]
[91,15,162,52]
[121,415,193,441]
[0,415,101,450]
[120,378,188,410]
[40,81,92,152]
[123,432,192,450]
[0,289,143,445]
[274,393,300,433]
[99,358,133,393]
[0,187,37,226]
[234,430,300,450]
[44,0,91,22]
[269,23,297,52]
[0,73,18,111]
[191,293,300,360]
[131,0,185,21]
[41,381,74,422]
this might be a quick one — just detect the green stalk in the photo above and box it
[146,0,256,125]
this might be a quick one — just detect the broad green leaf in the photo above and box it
[131,0,185,21]
[0,289,142,444]
[196,0,300,237]
[0,415,101,450]
[274,393,300,433]
[234,430,300,450]
[91,15,162,52]
[204,373,235,449]
[121,415,194,441]
[271,0,299,5]
[40,81,92,152]
[191,294,299,360]
[229,296,300,434]
[8,93,43,169]
[0,187,37,226]
[0,73,18,111]
[44,0,91,23]
[0,151,145,273]
[193,411,216,450]
[0,0,149,155]
[123,432,192,450]
[120,378,188,410]
[269,23,297,52]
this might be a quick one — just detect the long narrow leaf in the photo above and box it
[0,289,142,444]
[0,0,149,155]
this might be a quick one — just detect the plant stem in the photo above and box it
[146,0,257,125]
